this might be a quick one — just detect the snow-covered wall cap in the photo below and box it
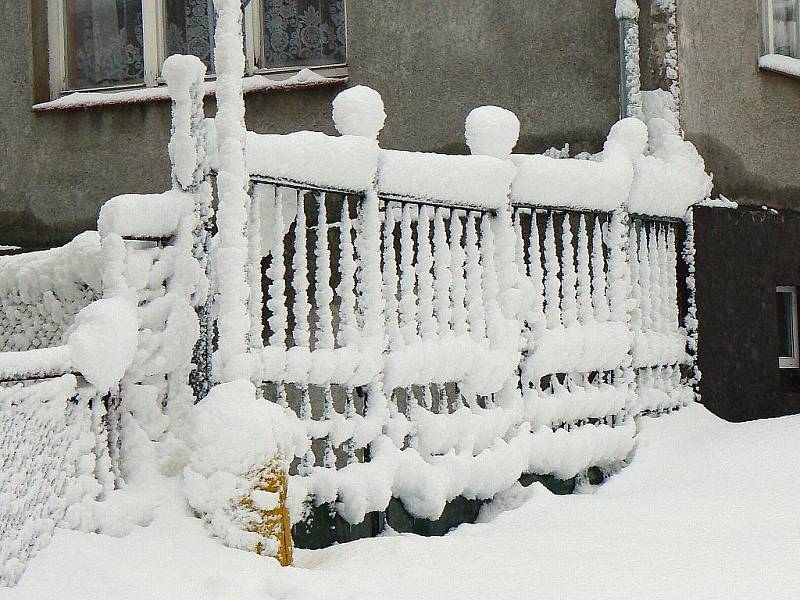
[98,190,196,239]
[246,131,379,193]
[377,149,515,211]
[510,118,646,212]
[465,106,520,159]
[615,0,640,19]
[332,85,386,140]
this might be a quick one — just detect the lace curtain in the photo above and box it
[772,0,798,57]
[263,0,346,69]
[65,0,144,90]
[165,0,216,71]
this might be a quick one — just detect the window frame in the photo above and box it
[777,286,799,369]
[760,0,800,58]
[46,0,348,99]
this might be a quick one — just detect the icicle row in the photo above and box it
[383,202,401,349]
[416,205,436,341]
[591,216,610,322]
[480,213,502,344]
[266,186,288,348]
[543,212,561,329]
[528,210,546,325]
[648,224,662,334]
[292,193,311,349]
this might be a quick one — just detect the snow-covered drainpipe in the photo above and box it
[616,0,643,119]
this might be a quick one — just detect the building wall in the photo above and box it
[678,0,800,209]
[1,0,621,248]
[694,205,800,422]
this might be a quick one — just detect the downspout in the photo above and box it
[616,1,643,119]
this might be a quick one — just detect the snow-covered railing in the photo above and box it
[0,233,103,353]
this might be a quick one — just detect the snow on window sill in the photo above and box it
[32,67,348,112]
[758,54,800,80]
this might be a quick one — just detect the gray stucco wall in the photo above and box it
[1,0,620,248]
[678,0,800,209]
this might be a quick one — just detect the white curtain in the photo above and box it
[263,0,346,69]
[66,0,144,89]
[772,0,798,57]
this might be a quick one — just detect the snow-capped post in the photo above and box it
[210,0,254,383]
[331,85,389,456]
[163,54,214,401]
[616,0,643,119]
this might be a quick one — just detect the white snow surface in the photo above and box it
[98,191,196,239]
[4,404,799,599]
[377,149,515,210]
[759,53,800,78]
[332,85,386,139]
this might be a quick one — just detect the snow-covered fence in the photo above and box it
[0,233,103,353]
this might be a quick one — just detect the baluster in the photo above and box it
[450,210,469,336]
[528,210,546,325]
[560,213,578,327]
[267,186,289,407]
[658,225,671,333]
[667,225,680,329]
[638,223,653,333]
[465,211,486,339]
[591,215,610,322]
[399,204,419,345]
[433,207,453,336]
[344,385,357,464]
[648,224,662,334]
[480,212,501,343]
[543,212,561,329]
[628,222,642,333]
[417,205,436,341]
[293,192,311,349]
[383,202,401,350]
[576,214,593,324]
[314,192,336,467]
[337,196,359,348]
[513,209,526,280]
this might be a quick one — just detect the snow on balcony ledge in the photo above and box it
[758,54,800,80]
[32,68,347,112]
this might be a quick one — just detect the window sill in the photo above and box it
[758,54,800,80]
[32,67,348,112]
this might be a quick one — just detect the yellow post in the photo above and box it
[241,459,294,566]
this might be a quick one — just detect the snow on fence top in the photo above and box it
[243,87,711,218]
[0,232,104,353]
[98,190,197,239]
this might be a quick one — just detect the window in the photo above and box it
[761,0,800,58]
[777,286,799,368]
[47,0,347,97]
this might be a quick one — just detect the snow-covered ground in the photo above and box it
[2,403,798,600]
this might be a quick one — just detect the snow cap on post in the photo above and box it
[332,85,386,139]
[604,117,648,160]
[615,0,640,19]
[163,54,207,190]
[465,106,520,159]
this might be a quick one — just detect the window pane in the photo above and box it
[772,0,798,57]
[262,0,347,70]
[65,0,144,90]
[165,0,216,72]
[777,290,795,358]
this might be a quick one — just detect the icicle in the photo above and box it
[322,386,336,469]
[450,210,469,336]
[383,202,401,349]
[560,214,578,327]
[399,204,419,344]
[480,212,502,343]
[528,210,546,324]
[344,386,357,464]
[591,215,610,322]
[248,185,265,357]
[433,207,453,336]
[648,224,662,334]
[667,225,680,329]
[576,215,593,324]
[292,193,311,349]
[267,186,288,348]
[299,385,314,472]
[638,223,652,333]
[465,212,487,339]
[416,205,436,340]
[314,192,335,350]
[337,196,359,348]
[627,221,642,332]
[657,225,671,333]
[607,210,631,324]
[543,212,561,329]
[355,190,386,340]
[513,210,526,276]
